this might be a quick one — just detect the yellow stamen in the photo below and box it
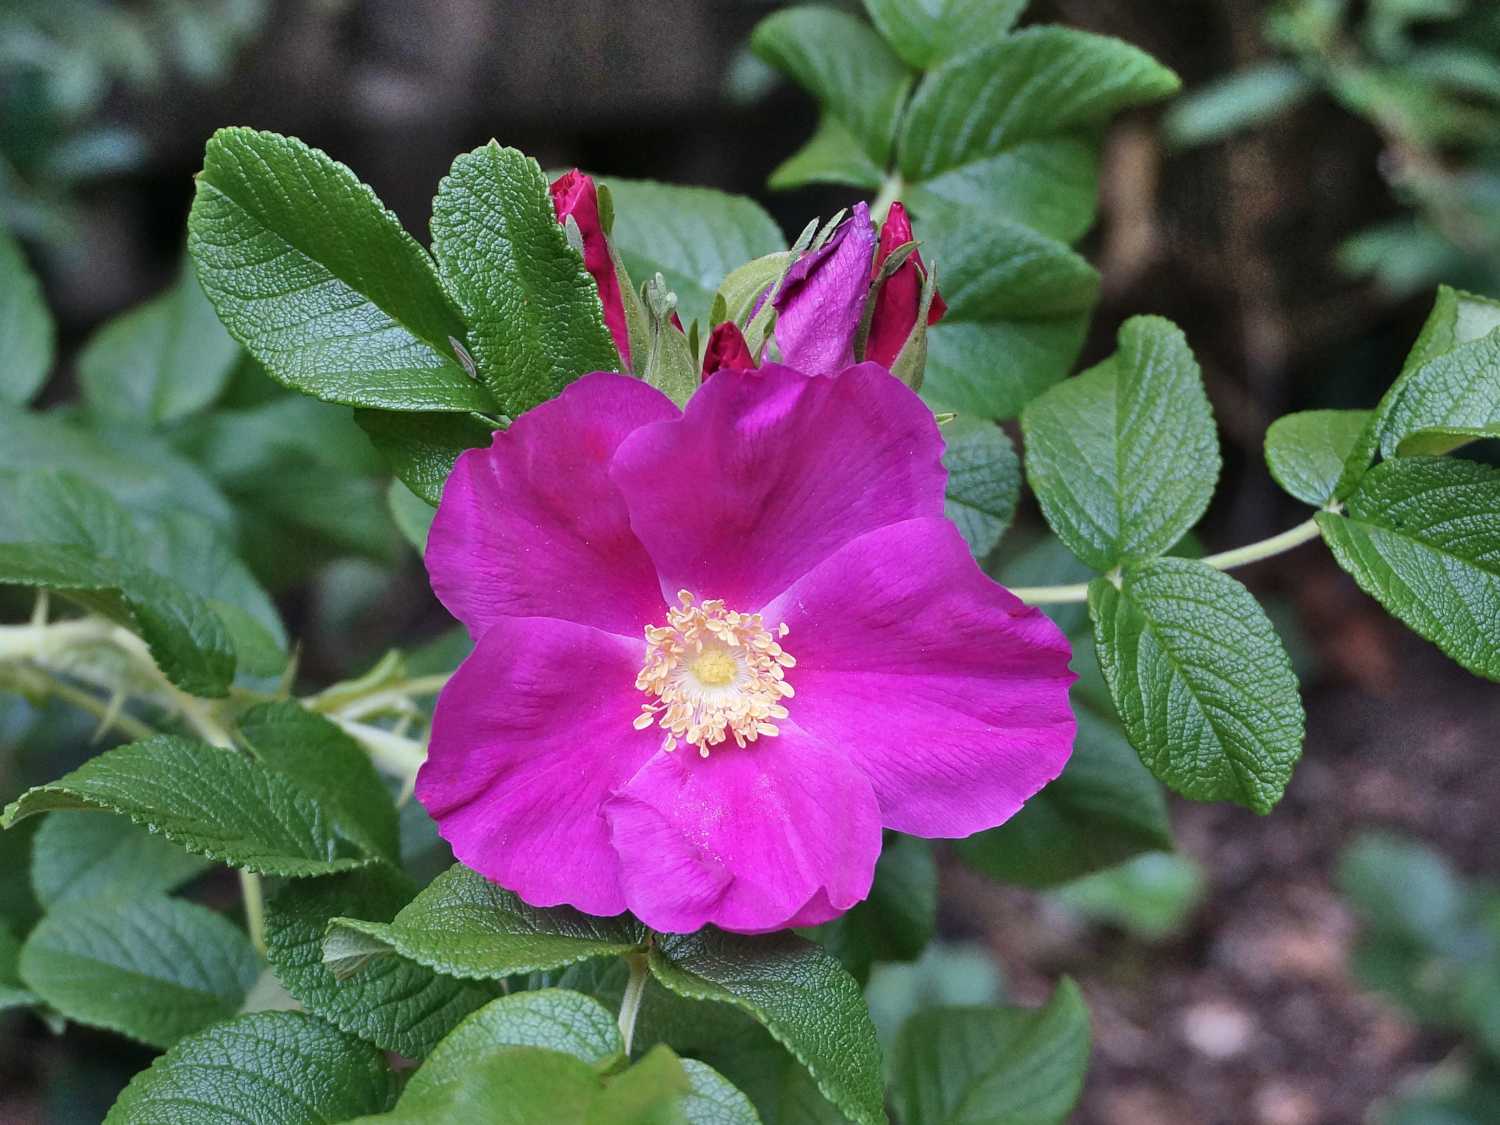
[634,590,795,758]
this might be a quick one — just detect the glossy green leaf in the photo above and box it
[1318,456,1500,680]
[410,990,624,1095]
[264,868,495,1059]
[679,1060,763,1125]
[189,127,491,412]
[0,225,54,405]
[431,143,619,414]
[356,409,495,505]
[326,863,645,980]
[767,114,885,192]
[753,6,913,178]
[31,811,212,908]
[1396,424,1500,457]
[1371,329,1500,459]
[1401,285,1500,374]
[1023,316,1220,570]
[1089,558,1305,812]
[905,137,1099,245]
[1264,409,1374,506]
[78,269,238,425]
[605,179,785,326]
[650,929,884,1125]
[957,703,1172,888]
[1163,63,1315,147]
[815,835,937,983]
[104,1010,399,1124]
[942,417,1021,557]
[925,209,1097,323]
[892,980,1091,1125]
[0,471,237,696]
[899,27,1180,182]
[236,701,400,863]
[19,896,259,1048]
[2,735,380,876]
[863,0,1026,69]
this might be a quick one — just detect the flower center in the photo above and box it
[633,590,796,758]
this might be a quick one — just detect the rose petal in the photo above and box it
[603,724,882,933]
[761,517,1076,838]
[426,372,675,639]
[610,363,946,610]
[416,615,654,916]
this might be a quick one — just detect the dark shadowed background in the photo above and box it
[3,2,1498,1122]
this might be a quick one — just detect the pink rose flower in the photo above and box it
[550,169,632,369]
[866,201,948,370]
[419,364,1075,934]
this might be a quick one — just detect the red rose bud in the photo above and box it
[865,201,948,370]
[701,321,757,381]
[550,169,632,369]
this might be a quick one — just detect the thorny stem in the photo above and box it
[1008,514,1330,605]
[617,952,650,1056]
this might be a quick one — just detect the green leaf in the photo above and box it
[1396,424,1500,457]
[2,735,381,876]
[0,225,54,405]
[943,418,1020,557]
[104,1010,399,1124]
[605,179,785,326]
[904,137,1100,245]
[355,409,495,506]
[956,703,1172,888]
[1023,316,1220,570]
[1054,852,1205,940]
[0,409,233,531]
[78,269,238,425]
[1089,558,1305,813]
[922,313,1089,422]
[431,143,620,414]
[264,868,496,1059]
[752,6,913,176]
[863,0,1026,69]
[1163,63,1315,147]
[892,980,1091,1125]
[0,471,237,696]
[1371,328,1500,459]
[1264,409,1374,506]
[410,990,625,1096]
[925,209,1098,324]
[1317,456,1500,680]
[679,1060,763,1125]
[189,127,492,412]
[326,863,646,980]
[0,922,38,1013]
[649,929,884,1125]
[1402,285,1500,374]
[236,701,400,863]
[1337,832,1462,947]
[898,27,1180,182]
[19,896,259,1048]
[31,811,212,909]
[767,115,885,192]
[592,1044,694,1123]
[814,835,937,984]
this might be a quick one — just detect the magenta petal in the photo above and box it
[772,202,876,374]
[416,616,655,916]
[426,372,676,639]
[603,725,882,933]
[762,518,1077,839]
[610,363,946,609]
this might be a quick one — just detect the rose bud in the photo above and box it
[865,201,948,372]
[701,321,757,381]
[770,202,877,374]
[549,169,632,370]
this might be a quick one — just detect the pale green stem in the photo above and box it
[318,674,451,721]
[14,666,157,742]
[330,717,428,779]
[617,953,649,1056]
[871,172,905,224]
[239,869,267,954]
[1009,515,1328,606]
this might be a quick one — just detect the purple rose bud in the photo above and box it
[866,202,948,371]
[550,169,631,370]
[701,321,757,381]
[770,202,877,374]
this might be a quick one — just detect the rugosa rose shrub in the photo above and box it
[420,365,1073,933]
[2,4,1498,1123]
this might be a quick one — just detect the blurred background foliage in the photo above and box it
[2,1,1499,1122]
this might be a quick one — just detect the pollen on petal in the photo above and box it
[633,590,795,757]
